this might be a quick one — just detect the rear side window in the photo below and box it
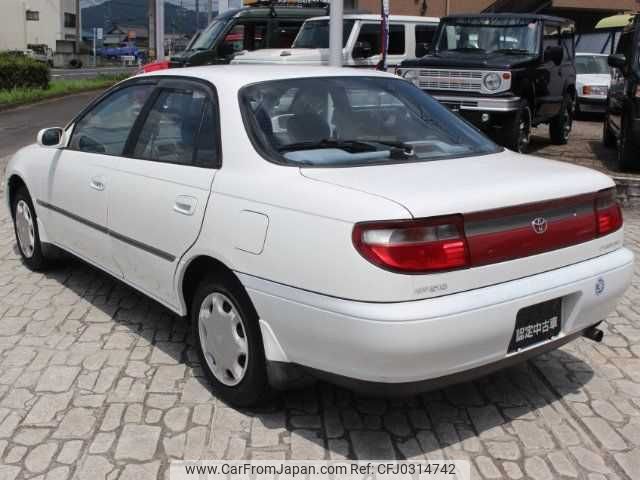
[132,88,219,168]
[543,24,560,51]
[69,85,153,156]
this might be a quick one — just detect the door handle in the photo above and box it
[174,195,197,216]
[90,177,105,191]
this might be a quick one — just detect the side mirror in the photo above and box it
[352,41,373,59]
[608,53,627,71]
[37,128,65,148]
[544,45,563,65]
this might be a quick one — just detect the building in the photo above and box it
[353,0,637,31]
[0,0,80,53]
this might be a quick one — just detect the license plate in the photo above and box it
[508,298,562,353]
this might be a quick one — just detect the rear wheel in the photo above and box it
[603,114,617,149]
[549,97,573,145]
[503,105,532,153]
[613,112,637,171]
[192,273,270,407]
[11,187,49,271]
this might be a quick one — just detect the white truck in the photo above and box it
[231,14,439,69]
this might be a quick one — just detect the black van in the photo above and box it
[603,14,639,171]
[170,3,329,67]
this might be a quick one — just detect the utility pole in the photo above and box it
[207,0,213,25]
[156,0,165,60]
[196,0,200,30]
[149,0,156,60]
[329,0,343,66]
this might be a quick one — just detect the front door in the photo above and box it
[608,30,634,134]
[44,83,154,275]
[108,79,219,308]
[537,23,564,119]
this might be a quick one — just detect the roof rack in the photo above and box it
[246,1,329,7]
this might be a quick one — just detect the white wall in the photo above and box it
[0,0,77,52]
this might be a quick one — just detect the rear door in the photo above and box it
[108,78,220,308]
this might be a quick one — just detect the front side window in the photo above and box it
[240,77,499,167]
[272,21,303,48]
[132,88,219,167]
[69,85,153,155]
[292,20,355,48]
[221,22,267,53]
[436,17,539,55]
[416,24,436,49]
[543,24,560,50]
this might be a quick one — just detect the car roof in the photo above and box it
[306,14,439,23]
[140,65,394,88]
[443,13,573,25]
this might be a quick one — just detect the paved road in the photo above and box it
[50,67,138,81]
[0,91,104,162]
[1,99,640,479]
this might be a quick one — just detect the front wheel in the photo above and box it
[192,273,270,407]
[503,106,532,153]
[549,98,574,145]
[11,187,49,271]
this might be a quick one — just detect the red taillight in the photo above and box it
[139,60,170,74]
[595,189,623,236]
[352,215,469,273]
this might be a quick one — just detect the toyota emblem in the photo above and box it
[531,217,548,234]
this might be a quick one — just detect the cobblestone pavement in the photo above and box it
[1,123,640,479]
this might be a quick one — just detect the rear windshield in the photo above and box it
[575,55,610,74]
[239,76,500,167]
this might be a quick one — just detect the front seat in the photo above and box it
[288,112,330,144]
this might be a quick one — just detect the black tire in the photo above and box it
[191,273,270,407]
[613,112,637,171]
[503,105,532,153]
[603,114,616,149]
[11,187,49,271]
[549,97,574,145]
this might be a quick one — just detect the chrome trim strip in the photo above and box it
[433,95,522,112]
[465,202,595,237]
[36,200,176,262]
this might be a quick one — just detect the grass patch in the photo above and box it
[0,74,129,110]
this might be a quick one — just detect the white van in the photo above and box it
[231,14,439,69]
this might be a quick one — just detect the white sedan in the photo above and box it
[575,53,611,114]
[5,66,633,406]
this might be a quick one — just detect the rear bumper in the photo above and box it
[578,96,607,113]
[240,248,634,386]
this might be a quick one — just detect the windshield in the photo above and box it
[293,20,355,48]
[575,55,610,74]
[436,17,540,54]
[190,19,228,50]
[240,77,500,167]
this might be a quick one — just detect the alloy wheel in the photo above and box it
[15,200,35,259]
[198,292,249,387]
